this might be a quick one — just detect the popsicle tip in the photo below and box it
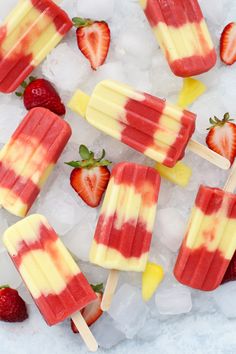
[68,90,90,118]
[100,298,111,312]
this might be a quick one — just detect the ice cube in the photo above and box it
[108,284,149,338]
[136,317,160,342]
[42,43,90,92]
[199,0,226,26]
[149,241,173,273]
[0,252,22,289]
[76,0,115,21]
[155,283,192,315]
[37,172,81,235]
[79,262,108,285]
[63,208,98,262]
[0,104,25,144]
[212,282,236,318]
[157,182,173,208]
[155,208,186,252]
[91,313,125,349]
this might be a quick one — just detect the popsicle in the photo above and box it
[139,0,217,77]
[0,0,72,93]
[174,162,236,291]
[68,80,230,170]
[89,162,161,310]
[3,214,98,351]
[0,107,71,217]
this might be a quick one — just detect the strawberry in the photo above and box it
[220,22,236,65]
[65,145,111,207]
[16,77,66,116]
[222,251,236,284]
[71,284,103,333]
[0,286,28,323]
[206,113,236,165]
[73,17,110,70]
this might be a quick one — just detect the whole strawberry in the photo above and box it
[66,145,111,208]
[71,284,103,333]
[206,113,236,165]
[16,77,66,116]
[0,286,28,323]
[73,17,110,70]
[222,251,236,284]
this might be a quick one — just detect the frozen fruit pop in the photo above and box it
[0,107,71,217]
[90,162,161,310]
[0,0,72,93]
[140,0,217,77]
[174,163,236,291]
[68,80,230,170]
[3,214,98,351]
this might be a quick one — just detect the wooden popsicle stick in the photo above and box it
[223,160,236,193]
[101,270,120,311]
[188,139,230,170]
[71,312,98,352]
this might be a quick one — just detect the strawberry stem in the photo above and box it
[0,285,9,289]
[16,76,37,98]
[72,17,94,28]
[65,145,111,169]
[91,283,104,294]
[207,112,234,130]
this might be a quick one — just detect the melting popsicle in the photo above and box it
[3,214,98,351]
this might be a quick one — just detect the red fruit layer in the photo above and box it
[0,108,71,212]
[143,0,203,27]
[0,0,72,93]
[31,0,72,35]
[94,214,152,258]
[122,94,195,167]
[111,162,160,205]
[195,185,236,218]
[169,50,217,77]
[11,222,96,325]
[174,245,229,291]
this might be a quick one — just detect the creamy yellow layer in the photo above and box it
[185,206,236,259]
[153,20,214,61]
[90,241,148,272]
[2,0,62,66]
[145,101,184,162]
[86,80,144,136]
[0,137,54,185]
[101,176,157,232]
[3,214,80,298]
[0,187,28,217]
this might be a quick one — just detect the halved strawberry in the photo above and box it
[0,286,28,323]
[71,284,103,333]
[222,251,236,284]
[73,17,110,70]
[206,113,236,165]
[220,22,236,65]
[65,145,111,207]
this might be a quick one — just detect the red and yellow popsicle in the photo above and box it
[174,185,236,291]
[140,0,217,77]
[0,0,72,93]
[68,80,230,170]
[3,214,98,351]
[0,107,71,217]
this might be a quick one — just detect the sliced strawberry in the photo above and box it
[222,251,236,284]
[220,22,236,65]
[65,145,111,207]
[71,284,103,333]
[206,113,236,165]
[16,77,65,116]
[73,17,110,70]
